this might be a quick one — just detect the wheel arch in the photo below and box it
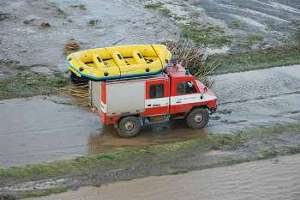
[185,105,209,118]
[117,113,142,124]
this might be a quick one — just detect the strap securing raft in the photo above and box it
[151,44,163,69]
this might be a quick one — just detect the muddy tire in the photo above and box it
[70,72,88,84]
[117,116,141,138]
[186,108,209,129]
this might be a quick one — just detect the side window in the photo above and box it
[176,81,196,95]
[150,84,164,99]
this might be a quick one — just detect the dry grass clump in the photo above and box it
[63,39,87,106]
[40,22,51,28]
[164,40,218,87]
[64,39,80,55]
[59,83,90,107]
[70,4,87,10]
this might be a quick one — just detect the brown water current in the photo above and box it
[28,154,300,200]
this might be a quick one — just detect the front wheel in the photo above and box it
[186,108,209,129]
[117,116,142,138]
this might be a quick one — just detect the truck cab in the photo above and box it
[90,64,217,137]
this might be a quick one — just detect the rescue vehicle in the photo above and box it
[90,64,218,137]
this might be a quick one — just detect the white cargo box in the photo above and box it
[90,79,146,115]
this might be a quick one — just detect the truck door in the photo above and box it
[170,79,200,114]
[144,79,169,116]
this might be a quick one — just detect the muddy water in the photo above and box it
[87,122,208,154]
[1,65,300,167]
[0,96,101,167]
[0,96,206,167]
[28,154,300,200]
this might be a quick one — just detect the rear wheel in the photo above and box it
[186,108,209,129]
[117,116,142,138]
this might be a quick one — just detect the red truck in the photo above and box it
[90,64,217,137]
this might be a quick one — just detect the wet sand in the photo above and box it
[27,154,300,200]
[0,65,300,167]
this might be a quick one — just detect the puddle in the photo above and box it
[88,122,208,154]
[0,96,207,167]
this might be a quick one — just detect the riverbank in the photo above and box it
[25,154,300,200]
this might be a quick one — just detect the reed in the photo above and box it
[59,82,90,107]
[63,39,80,55]
[164,40,218,87]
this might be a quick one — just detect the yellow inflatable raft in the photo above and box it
[67,44,172,81]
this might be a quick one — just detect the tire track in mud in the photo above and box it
[220,90,300,105]
[158,0,300,48]
[208,65,300,132]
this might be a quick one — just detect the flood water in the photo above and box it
[1,65,300,167]
[87,122,208,154]
[28,154,300,200]
[0,96,207,167]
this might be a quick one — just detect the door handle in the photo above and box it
[147,104,161,107]
[176,101,182,103]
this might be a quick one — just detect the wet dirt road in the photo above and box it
[27,154,300,200]
[1,65,300,167]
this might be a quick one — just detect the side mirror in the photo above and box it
[187,81,193,88]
